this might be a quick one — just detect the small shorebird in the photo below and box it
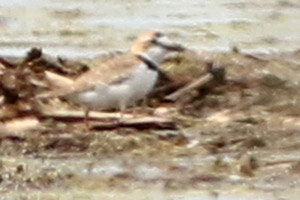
[46,31,184,128]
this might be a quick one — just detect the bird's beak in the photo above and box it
[153,36,185,52]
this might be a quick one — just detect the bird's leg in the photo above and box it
[132,98,148,117]
[84,108,90,131]
[131,101,139,118]
[118,101,126,125]
[115,100,128,133]
[140,97,152,115]
[141,97,148,112]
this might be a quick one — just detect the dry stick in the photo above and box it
[263,159,300,167]
[92,118,176,131]
[165,73,214,102]
[0,57,17,68]
[40,110,177,130]
[150,80,187,97]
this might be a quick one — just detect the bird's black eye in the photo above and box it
[150,38,158,44]
[154,31,164,38]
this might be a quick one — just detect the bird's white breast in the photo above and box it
[69,63,158,110]
[126,63,158,103]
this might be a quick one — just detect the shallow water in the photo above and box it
[0,0,300,57]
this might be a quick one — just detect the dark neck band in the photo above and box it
[137,55,158,71]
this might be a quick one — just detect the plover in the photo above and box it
[47,31,184,127]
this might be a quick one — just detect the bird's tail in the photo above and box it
[36,71,74,99]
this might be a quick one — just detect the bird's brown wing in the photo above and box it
[59,53,142,95]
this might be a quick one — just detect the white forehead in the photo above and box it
[136,31,164,42]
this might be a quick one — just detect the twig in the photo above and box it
[40,110,177,130]
[164,63,226,102]
[91,119,177,130]
[0,57,17,68]
[263,159,300,167]
[165,73,214,101]
[150,80,187,97]
[0,117,40,135]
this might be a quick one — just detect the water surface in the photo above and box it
[0,0,300,57]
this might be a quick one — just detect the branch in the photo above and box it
[40,110,177,130]
[165,73,214,101]
[165,63,225,102]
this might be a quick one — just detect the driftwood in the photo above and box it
[91,118,176,130]
[150,80,187,98]
[263,159,300,167]
[165,73,214,101]
[0,117,40,135]
[40,110,177,130]
[165,63,226,102]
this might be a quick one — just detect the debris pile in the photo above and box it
[0,48,227,133]
[0,48,88,132]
